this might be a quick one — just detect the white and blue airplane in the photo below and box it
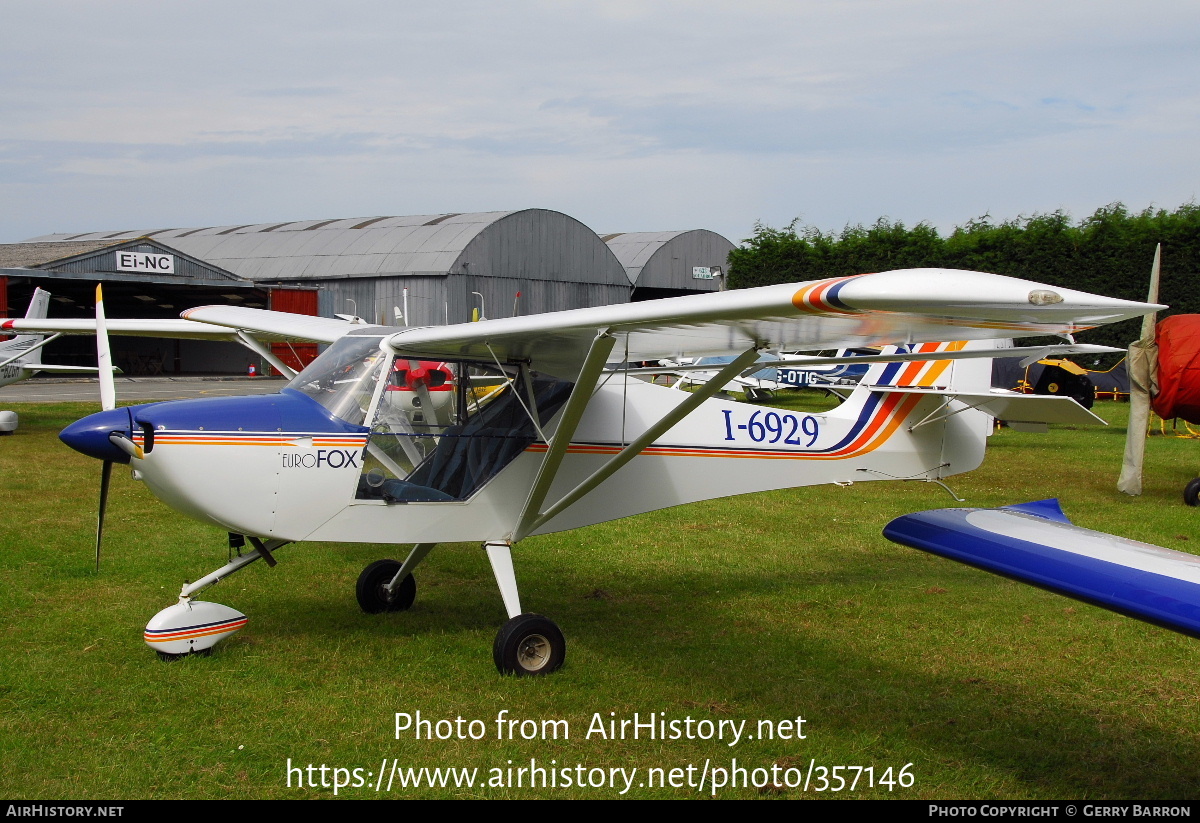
[32,270,1166,675]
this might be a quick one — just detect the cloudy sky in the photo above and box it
[2,1,1196,245]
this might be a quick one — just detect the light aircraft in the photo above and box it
[47,270,1156,675]
[641,348,875,402]
[640,354,786,401]
[0,288,108,387]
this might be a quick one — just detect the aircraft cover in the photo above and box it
[1151,314,1200,424]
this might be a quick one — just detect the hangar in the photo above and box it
[602,230,736,300]
[3,210,734,374]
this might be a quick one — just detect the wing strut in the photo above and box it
[515,346,762,539]
[234,330,298,378]
[513,330,615,541]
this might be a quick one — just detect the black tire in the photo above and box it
[1185,478,1200,507]
[356,559,416,613]
[493,613,565,676]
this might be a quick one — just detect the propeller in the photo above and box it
[1117,244,1162,496]
[95,284,116,571]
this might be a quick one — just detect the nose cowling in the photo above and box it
[60,407,137,463]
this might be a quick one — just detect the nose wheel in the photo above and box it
[494,614,565,676]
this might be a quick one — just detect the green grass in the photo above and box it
[0,397,1198,799]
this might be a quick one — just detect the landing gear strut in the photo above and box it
[485,541,566,676]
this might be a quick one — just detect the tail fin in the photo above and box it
[1,289,51,364]
[23,287,50,321]
[861,340,1003,393]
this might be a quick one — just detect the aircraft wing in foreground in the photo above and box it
[2,303,363,378]
[56,269,1160,675]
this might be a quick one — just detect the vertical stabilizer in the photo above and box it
[0,289,52,380]
[2,288,51,358]
[858,340,999,392]
[23,287,50,322]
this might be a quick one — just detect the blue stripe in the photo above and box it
[146,617,245,635]
[824,279,854,311]
[876,361,905,385]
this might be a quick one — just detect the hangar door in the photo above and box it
[268,288,320,375]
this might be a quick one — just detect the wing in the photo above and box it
[885,500,1200,639]
[0,317,239,341]
[381,269,1160,379]
[1,307,364,344]
[179,306,367,344]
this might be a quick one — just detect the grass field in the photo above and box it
[1,396,1198,799]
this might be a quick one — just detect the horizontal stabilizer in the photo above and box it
[872,388,1106,428]
[25,364,105,375]
[884,500,1200,638]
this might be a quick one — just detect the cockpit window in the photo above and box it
[356,358,572,503]
[285,335,387,426]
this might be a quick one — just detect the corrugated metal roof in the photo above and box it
[604,231,690,271]
[604,229,734,290]
[0,240,121,268]
[21,210,631,287]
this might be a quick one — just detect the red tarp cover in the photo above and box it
[1152,314,1200,424]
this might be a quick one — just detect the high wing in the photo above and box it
[379,269,1159,379]
[2,309,361,344]
[1,304,365,379]
[178,306,367,344]
[1,317,239,341]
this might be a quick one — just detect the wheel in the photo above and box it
[1185,478,1200,507]
[493,613,565,676]
[356,559,416,613]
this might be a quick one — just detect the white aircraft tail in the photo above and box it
[855,339,1000,393]
[0,288,105,383]
[23,287,51,323]
[0,288,51,362]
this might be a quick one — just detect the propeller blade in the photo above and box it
[97,460,112,572]
[1117,244,1162,496]
[95,284,116,412]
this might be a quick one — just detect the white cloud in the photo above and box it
[2,0,1197,243]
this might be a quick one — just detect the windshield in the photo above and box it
[285,335,388,426]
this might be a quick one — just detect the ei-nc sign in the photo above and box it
[692,266,714,280]
[115,251,175,274]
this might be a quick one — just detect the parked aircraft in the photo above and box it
[0,288,105,387]
[1,295,361,380]
[50,271,1156,675]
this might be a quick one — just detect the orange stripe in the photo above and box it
[520,394,924,463]
[145,621,247,643]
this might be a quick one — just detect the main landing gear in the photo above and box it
[356,540,566,676]
[356,559,416,612]
[493,613,565,675]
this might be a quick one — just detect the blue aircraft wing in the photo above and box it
[884,500,1200,638]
